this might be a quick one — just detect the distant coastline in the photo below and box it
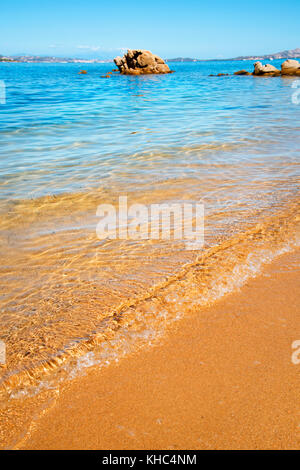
[166,47,300,62]
[1,47,299,64]
[0,55,113,63]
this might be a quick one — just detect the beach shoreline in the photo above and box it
[16,247,300,450]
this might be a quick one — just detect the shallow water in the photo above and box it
[0,61,299,415]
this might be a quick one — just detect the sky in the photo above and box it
[1,0,300,59]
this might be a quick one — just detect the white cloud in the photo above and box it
[76,45,102,51]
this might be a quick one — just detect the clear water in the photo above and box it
[0,60,299,200]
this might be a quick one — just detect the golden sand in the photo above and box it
[16,248,300,450]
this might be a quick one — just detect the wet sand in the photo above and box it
[19,249,300,450]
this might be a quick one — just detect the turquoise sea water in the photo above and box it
[0,60,299,201]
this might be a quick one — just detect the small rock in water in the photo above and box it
[234,69,251,75]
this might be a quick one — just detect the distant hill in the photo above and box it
[166,57,199,62]
[1,48,300,64]
[0,55,15,62]
[166,48,300,62]
[231,47,300,61]
[0,55,112,63]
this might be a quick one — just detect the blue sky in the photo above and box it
[1,0,300,59]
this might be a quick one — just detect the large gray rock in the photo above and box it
[253,61,280,75]
[281,59,300,75]
[114,50,172,75]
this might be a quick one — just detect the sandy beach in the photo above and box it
[15,248,299,450]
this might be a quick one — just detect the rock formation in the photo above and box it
[234,70,251,75]
[114,50,172,75]
[253,61,280,76]
[217,59,300,78]
[281,59,300,76]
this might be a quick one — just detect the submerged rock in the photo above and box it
[281,59,300,76]
[114,50,173,75]
[253,61,280,76]
[234,70,251,75]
